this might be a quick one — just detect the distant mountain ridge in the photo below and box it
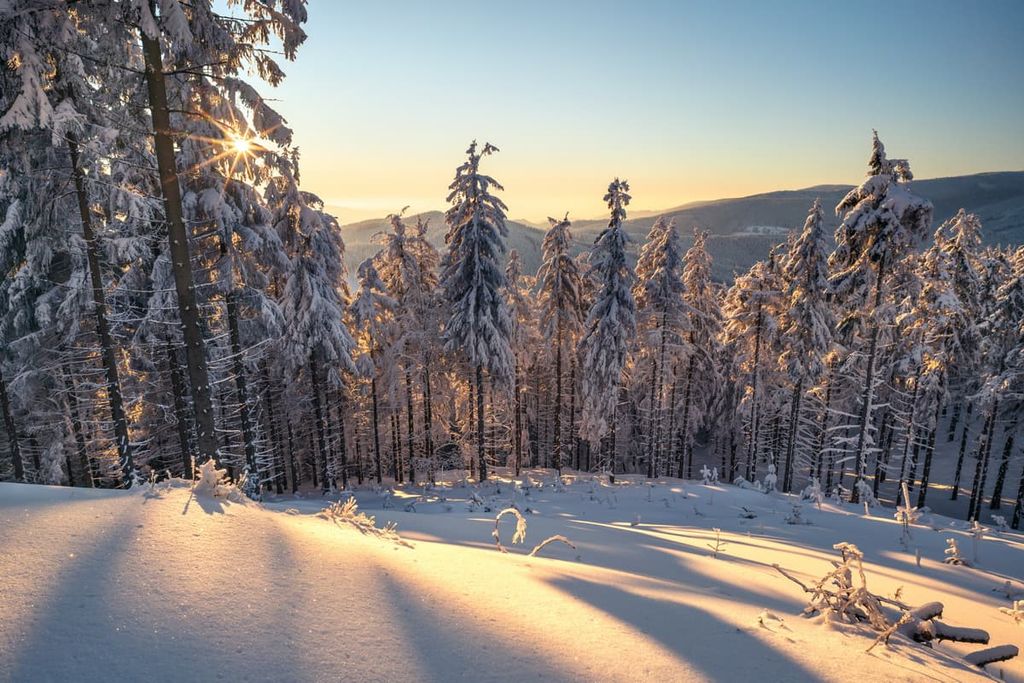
[340,171,1024,283]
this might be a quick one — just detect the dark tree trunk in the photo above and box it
[476,364,487,482]
[665,366,678,477]
[166,344,193,477]
[970,400,999,521]
[405,370,416,484]
[553,323,564,473]
[67,135,135,485]
[915,398,942,509]
[947,400,961,442]
[224,285,258,484]
[371,376,383,484]
[951,402,973,500]
[680,354,696,479]
[286,420,298,493]
[990,417,1019,510]
[61,364,93,488]
[782,380,802,493]
[2,369,25,481]
[140,32,219,466]
[1011,458,1024,529]
[422,363,435,483]
[746,301,765,480]
[813,361,835,482]
[334,388,350,490]
[850,252,887,504]
[513,358,522,476]
[309,359,330,493]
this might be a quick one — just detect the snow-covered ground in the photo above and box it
[1,471,1022,682]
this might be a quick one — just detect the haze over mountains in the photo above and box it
[340,171,1024,283]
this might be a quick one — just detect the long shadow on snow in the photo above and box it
[544,574,821,681]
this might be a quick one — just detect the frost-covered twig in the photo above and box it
[529,534,576,557]
[493,507,527,553]
[320,497,412,548]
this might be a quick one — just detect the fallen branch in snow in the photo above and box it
[493,507,527,553]
[529,535,576,557]
[773,543,1018,668]
[320,497,412,548]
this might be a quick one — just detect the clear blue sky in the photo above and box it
[266,0,1024,222]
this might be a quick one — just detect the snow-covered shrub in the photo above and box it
[1000,601,1024,625]
[762,464,778,493]
[944,538,969,566]
[320,497,411,547]
[854,479,877,508]
[785,504,810,525]
[800,478,824,509]
[738,507,757,519]
[700,465,719,485]
[991,515,1009,532]
[194,459,231,497]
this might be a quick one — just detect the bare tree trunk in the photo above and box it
[0,370,23,481]
[422,363,435,483]
[990,416,1019,509]
[679,354,696,479]
[67,135,135,484]
[371,376,383,484]
[553,324,564,473]
[164,344,193,477]
[61,364,93,487]
[224,285,258,483]
[969,400,999,521]
[140,31,219,465]
[513,358,522,476]
[850,253,888,503]
[782,380,802,493]
[405,369,416,484]
[951,402,973,500]
[309,359,331,493]
[746,301,765,480]
[476,364,488,482]
[916,396,943,510]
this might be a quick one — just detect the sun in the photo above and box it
[229,135,252,155]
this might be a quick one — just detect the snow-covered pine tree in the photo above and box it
[440,142,515,482]
[679,229,723,479]
[633,217,690,478]
[537,215,585,473]
[778,201,834,492]
[579,179,637,474]
[829,131,932,502]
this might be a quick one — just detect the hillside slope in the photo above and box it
[340,172,1024,282]
[2,474,1021,682]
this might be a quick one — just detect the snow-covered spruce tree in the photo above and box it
[633,217,690,478]
[537,215,585,473]
[129,0,309,467]
[0,4,146,485]
[829,132,932,502]
[269,160,356,492]
[971,246,1024,521]
[777,201,834,492]
[505,250,539,475]
[375,211,442,483]
[722,251,784,481]
[350,258,396,485]
[439,142,515,482]
[579,179,637,474]
[679,229,723,479]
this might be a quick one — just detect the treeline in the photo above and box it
[1,3,1023,528]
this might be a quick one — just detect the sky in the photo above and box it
[265,0,1024,224]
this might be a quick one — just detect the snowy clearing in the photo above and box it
[2,471,1022,682]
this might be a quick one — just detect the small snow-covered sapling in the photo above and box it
[999,601,1024,625]
[707,528,726,558]
[969,520,987,565]
[944,538,969,566]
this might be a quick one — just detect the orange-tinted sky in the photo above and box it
[268,0,1024,224]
